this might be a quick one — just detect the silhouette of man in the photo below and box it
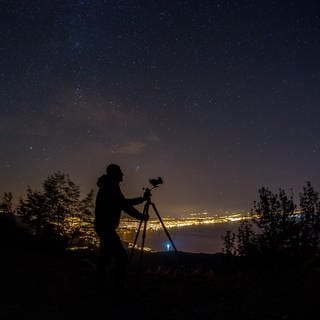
[94,163,148,293]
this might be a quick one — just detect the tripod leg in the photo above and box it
[151,203,178,253]
[129,219,143,262]
[138,218,147,271]
[129,202,149,262]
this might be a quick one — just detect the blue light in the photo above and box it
[166,243,171,251]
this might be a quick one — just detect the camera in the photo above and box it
[143,177,163,201]
[149,177,163,188]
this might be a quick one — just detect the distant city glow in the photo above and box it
[119,212,254,231]
[60,210,302,251]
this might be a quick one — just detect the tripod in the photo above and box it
[129,187,178,271]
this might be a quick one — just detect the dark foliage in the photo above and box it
[15,172,95,250]
[1,181,319,318]
[0,192,13,213]
[223,182,320,259]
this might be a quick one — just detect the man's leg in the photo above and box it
[95,230,129,294]
[110,232,129,293]
[95,231,116,294]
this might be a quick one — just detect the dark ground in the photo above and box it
[1,214,319,319]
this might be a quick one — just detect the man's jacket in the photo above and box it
[94,174,144,232]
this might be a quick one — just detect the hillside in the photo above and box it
[1,213,319,319]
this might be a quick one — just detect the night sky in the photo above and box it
[1,0,320,217]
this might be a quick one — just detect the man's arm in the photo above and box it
[125,197,145,206]
[119,188,148,220]
[123,204,148,221]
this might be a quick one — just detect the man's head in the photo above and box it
[106,164,123,182]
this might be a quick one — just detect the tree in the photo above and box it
[222,230,236,256]
[0,192,13,213]
[16,172,95,249]
[236,219,256,256]
[223,182,320,259]
[299,181,320,255]
[252,187,297,255]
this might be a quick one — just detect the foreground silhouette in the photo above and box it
[1,178,320,318]
[1,208,320,319]
[94,164,149,294]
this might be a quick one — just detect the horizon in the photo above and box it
[5,172,318,219]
